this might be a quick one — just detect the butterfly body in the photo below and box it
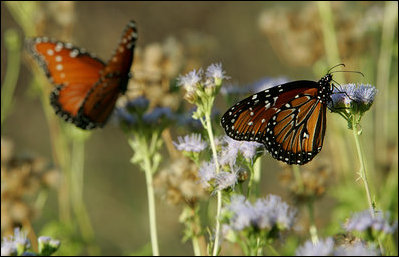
[27,20,138,129]
[221,74,333,165]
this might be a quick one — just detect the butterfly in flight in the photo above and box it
[221,66,348,165]
[27,20,138,129]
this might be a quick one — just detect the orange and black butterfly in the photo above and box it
[26,20,138,129]
[221,71,338,165]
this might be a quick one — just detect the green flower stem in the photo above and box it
[292,166,304,194]
[130,135,160,256]
[247,164,255,198]
[351,119,375,215]
[317,1,344,83]
[247,158,261,199]
[307,202,319,244]
[1,29,21,126]
[351,118,385,254]
[192,234,201,256]
[203,113,222,256]
[255,237,263,256]
[143,157,159,256]
[253,158,261,195]
[70,135,99,255]
[375,2,397,166]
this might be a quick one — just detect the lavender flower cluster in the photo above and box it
[329,83,378,113]
[218,136,263,166]
[223,194,296,232]
[1,228,60,256]
[344,210,397,235]
[295,237,378,256]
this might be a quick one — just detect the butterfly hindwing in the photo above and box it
[77,20,138,129]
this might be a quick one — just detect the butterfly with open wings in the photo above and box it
[221,70,342,165]
[27,20,138,130]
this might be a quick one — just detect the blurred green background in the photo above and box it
[1,1,397,255]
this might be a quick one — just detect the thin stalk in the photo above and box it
[317,1,344,82]
[375,2,397,166]
[142,137,160,256]
[307,202,319,244]
[352,120,375,215]
[247,158,261,198]
[255,237,263,256]
[318,1,354,179]
[247,164,255,198]
[192,235,201,256]
[292,166,304,194]
[204,114,222,256]
[351,118,384,254]
[253,158,261,196]
[70,137,99,255]
[1,29,21,126]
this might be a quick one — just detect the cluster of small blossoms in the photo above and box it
[114,95,175,135]
[177,63,229,118]
[1,228,60,256]
[295,237,378,256]
[198,161,242,192]
[173,133,207,153]
[222,194,296,235]
[344,210,398,236]
[328,83,377,126]
[218,136,263,167]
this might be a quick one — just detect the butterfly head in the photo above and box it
[320,73,333,84]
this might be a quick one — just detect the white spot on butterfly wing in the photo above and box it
[56,64,63,71]
[55,42,63,52]
[70,49,79,58]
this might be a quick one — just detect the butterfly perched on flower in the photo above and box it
[26,20,138,129]
[221,69,342,165]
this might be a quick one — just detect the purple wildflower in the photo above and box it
[329,83,378,113]
[205,63,230,81]
[198,161,216,189]
[344,210,397,234]
[173,133,208,153]
[219,136,263,165]
[1,228,30,256]
[143,107,174,125]
[177,68,203,92]
[296,237,335,256]
[224,194,296,232]
[214,166,240,191]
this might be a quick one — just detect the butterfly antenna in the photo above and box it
[327,63,346,74]
[330,70,365,77]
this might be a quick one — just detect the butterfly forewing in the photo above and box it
[27,39,105,86]
[221,79,330,165]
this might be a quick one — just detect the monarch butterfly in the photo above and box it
[221,67,345,165]
[26,20,138,129]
